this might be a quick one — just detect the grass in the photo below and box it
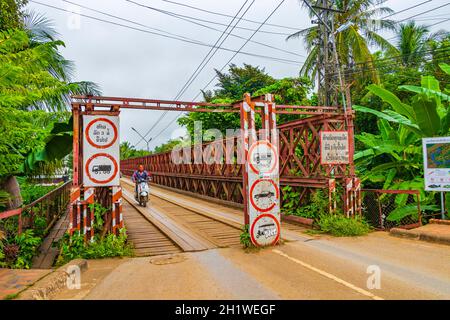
[55,228,133,266]
[316,214,371,237]
[3,293,19,300]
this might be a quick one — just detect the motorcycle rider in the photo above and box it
[131,164,149,199]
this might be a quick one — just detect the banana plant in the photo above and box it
[354,64,449,221]
[353,63,450,138]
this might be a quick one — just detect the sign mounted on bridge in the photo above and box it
[248,141,278,175]
[320,131,350,165]
[83,115,120,187]
[243,94,281,247]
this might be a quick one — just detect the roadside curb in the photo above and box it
[389,228,419,240]
[429,219,450,226]
[390,227,450,246]
[17,259,88,300]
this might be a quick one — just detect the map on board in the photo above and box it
[426,143,450,169]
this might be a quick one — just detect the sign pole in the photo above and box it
[441,192,446,220]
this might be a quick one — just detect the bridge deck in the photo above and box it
[121,179,308,257]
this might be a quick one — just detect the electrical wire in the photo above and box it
[135,0,254,147]
[161,0,303,31]
[29,1,304,66]
[150,0,287,142]
[124,0,292,36]
[60,0,305,59]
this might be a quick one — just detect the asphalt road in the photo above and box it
[52,231,450,300]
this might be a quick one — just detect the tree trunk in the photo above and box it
[1,176,23,210]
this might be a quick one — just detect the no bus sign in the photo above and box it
[83,115,120,187]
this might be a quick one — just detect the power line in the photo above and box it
[60,0,304,59]
[135,0,254,147]
[150,0,287,143]
[329,55,450,78]
[161,0,303,31]
[30,1,304,66]
[380,0,432,19]
[124,0,292,36]
[175,1,256,101]
[387,16,450,41]
[395,2,450,24]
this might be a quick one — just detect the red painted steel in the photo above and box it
[73,95,359,222]
[0,181,72,235]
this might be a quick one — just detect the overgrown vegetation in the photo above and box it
[0,229,41,269]
[55,228,133,266]
[317,214,371,237]
[17,177,59,205]
[239,224,254,249]
[282,186,329,219]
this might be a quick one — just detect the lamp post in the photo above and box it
[131,127,152,152]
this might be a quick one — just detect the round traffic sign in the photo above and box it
[85,153,118,184]
[249,179,279,212]
[85,118,118,149]
[250,214,280,246]
[248,141,278,174]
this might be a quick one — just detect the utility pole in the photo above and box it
[307,0,349,109]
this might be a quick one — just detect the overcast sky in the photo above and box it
[26,0,450,150]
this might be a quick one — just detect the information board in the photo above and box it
[320,131,350,165]
[422,136,450,191]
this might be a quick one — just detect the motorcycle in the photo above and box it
[135,178,150,207]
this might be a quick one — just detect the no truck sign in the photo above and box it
[83,115,120,187]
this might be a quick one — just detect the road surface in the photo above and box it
[51,231,450,300]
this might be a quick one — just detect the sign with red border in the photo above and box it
[249,179,279,212]
[83,115,120,187]
[250,214,280,246]
[85,153,119,184]
[320,130,350,165]
[248,140,278,174]
[85,117,118,149]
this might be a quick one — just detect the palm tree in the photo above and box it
[389,21,448,67]
[287,0,396,84]
[0,11,101,209]
[22,11,101,111]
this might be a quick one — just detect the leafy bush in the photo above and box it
[317,214,371,237]
[282,186,329,219]
[89,202,106,233]
[17,177,59,205]
[0,229,42,269]
[56,228,133,266]
[239,224,253,249]
[12,230,42,268]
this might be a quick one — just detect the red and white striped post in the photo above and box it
[83,187,95,242]
[69,187,81,235]
[112,186,123,235]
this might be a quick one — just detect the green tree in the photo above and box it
[179,65,313,137]
[0,0,28,31]
[120,142,150,160]
[0,26,100,208]
[389,21,448,67]
[204,64,276,101]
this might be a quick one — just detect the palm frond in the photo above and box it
[23,10,59,43]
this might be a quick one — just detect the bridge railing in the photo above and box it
[0,180,72,236]
[121,114,353,211]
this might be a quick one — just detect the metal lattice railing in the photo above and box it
[0,181,72,236]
